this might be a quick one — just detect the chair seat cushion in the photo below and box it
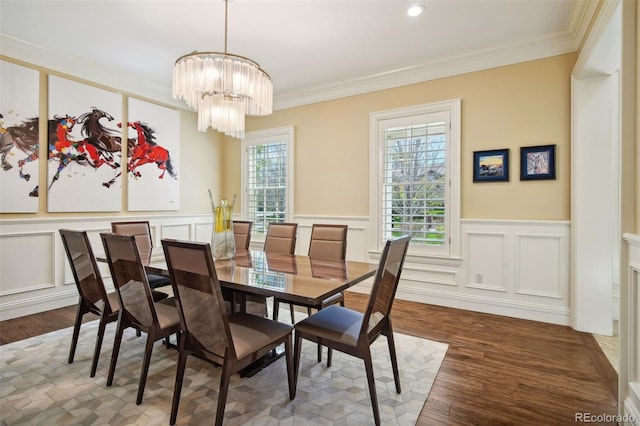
[147,273,171,289]
[107,292,120,312]
[154,300,180,330]
[294,305,362,347]
[229,313,293,359]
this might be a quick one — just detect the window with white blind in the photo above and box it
[370,100,460,258]
[241,126,294,236]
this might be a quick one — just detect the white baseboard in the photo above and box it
[349,282,570,325]
[0,289,78,321]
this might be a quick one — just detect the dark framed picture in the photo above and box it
[473,149,509,182]
[520,144,556,180]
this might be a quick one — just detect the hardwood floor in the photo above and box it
[0,293,617,425]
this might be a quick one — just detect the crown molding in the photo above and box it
[273,30,577,110]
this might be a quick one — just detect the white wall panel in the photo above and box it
[465,232,507,292]
[0,232,56,295]
[515,234,565,299]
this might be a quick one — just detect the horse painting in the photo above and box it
[3,107,177,200]
[47,114,92,190]
[125,121,177,180]
[1,114,39,183]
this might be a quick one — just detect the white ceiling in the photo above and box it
[0,0,593,110]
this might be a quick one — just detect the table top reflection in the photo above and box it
[148,250,377,306]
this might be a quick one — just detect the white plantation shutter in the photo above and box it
[371,100,460,258]
[242,127,294,235]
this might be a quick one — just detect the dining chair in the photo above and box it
[293,234,411,426]
[263,222,298,254]
[110,221,171,290]
[273,224,347,325]
[263,222,298,320]
[233,220,253,251]
[100,232,182,405]
[161,238,295,426]
[59,229,120,378]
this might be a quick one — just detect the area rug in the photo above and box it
[0,312,448,425]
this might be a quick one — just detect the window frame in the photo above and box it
[369,99,461,260]
[241,126,295,241]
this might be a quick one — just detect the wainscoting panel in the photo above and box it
[515,233,566,299]
[0,231,56,296]
[465,232,507,292]
[0,215,211,320]
[335,217,570,325]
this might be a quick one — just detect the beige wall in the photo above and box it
[231,53,576,220]
[0,56,223,219]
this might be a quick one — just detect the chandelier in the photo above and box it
[172,0,272,138]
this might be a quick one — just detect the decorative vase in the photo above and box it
[210,198,236,260]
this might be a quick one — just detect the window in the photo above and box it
[370,100,460,258]
[241,126,294,235]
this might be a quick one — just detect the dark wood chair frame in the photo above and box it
[100,232,182,405]
[111,220,171,290]
[233,220,253,251]
[293,235,411,426]
[59,229,119,378]
[161,238,295,426]
[274,223,348,323]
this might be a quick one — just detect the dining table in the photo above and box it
[146,249,378,311]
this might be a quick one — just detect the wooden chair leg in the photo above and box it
[215,359,233,426]
[293,333,303,387]
[90,316,108,377]
[363,346,380,426]
[290,304,296,324]
[386,326,401,394]
[106,320,126,387]
[170,345,189,425]
[68,302,85,364]
[136,334,156,405]
[273,299,280,321]
[284,335,295,400]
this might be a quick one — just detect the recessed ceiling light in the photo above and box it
[407,4,426,17]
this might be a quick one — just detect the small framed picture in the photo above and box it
[473,149,509,182]
[520,144,556,180]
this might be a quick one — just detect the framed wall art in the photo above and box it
[473,149,509,182]
[127,97,180,211]
[48,75,123,212]
[0,60,40,213]
[520,144,556,180]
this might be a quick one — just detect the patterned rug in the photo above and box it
[1,312,448,425]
